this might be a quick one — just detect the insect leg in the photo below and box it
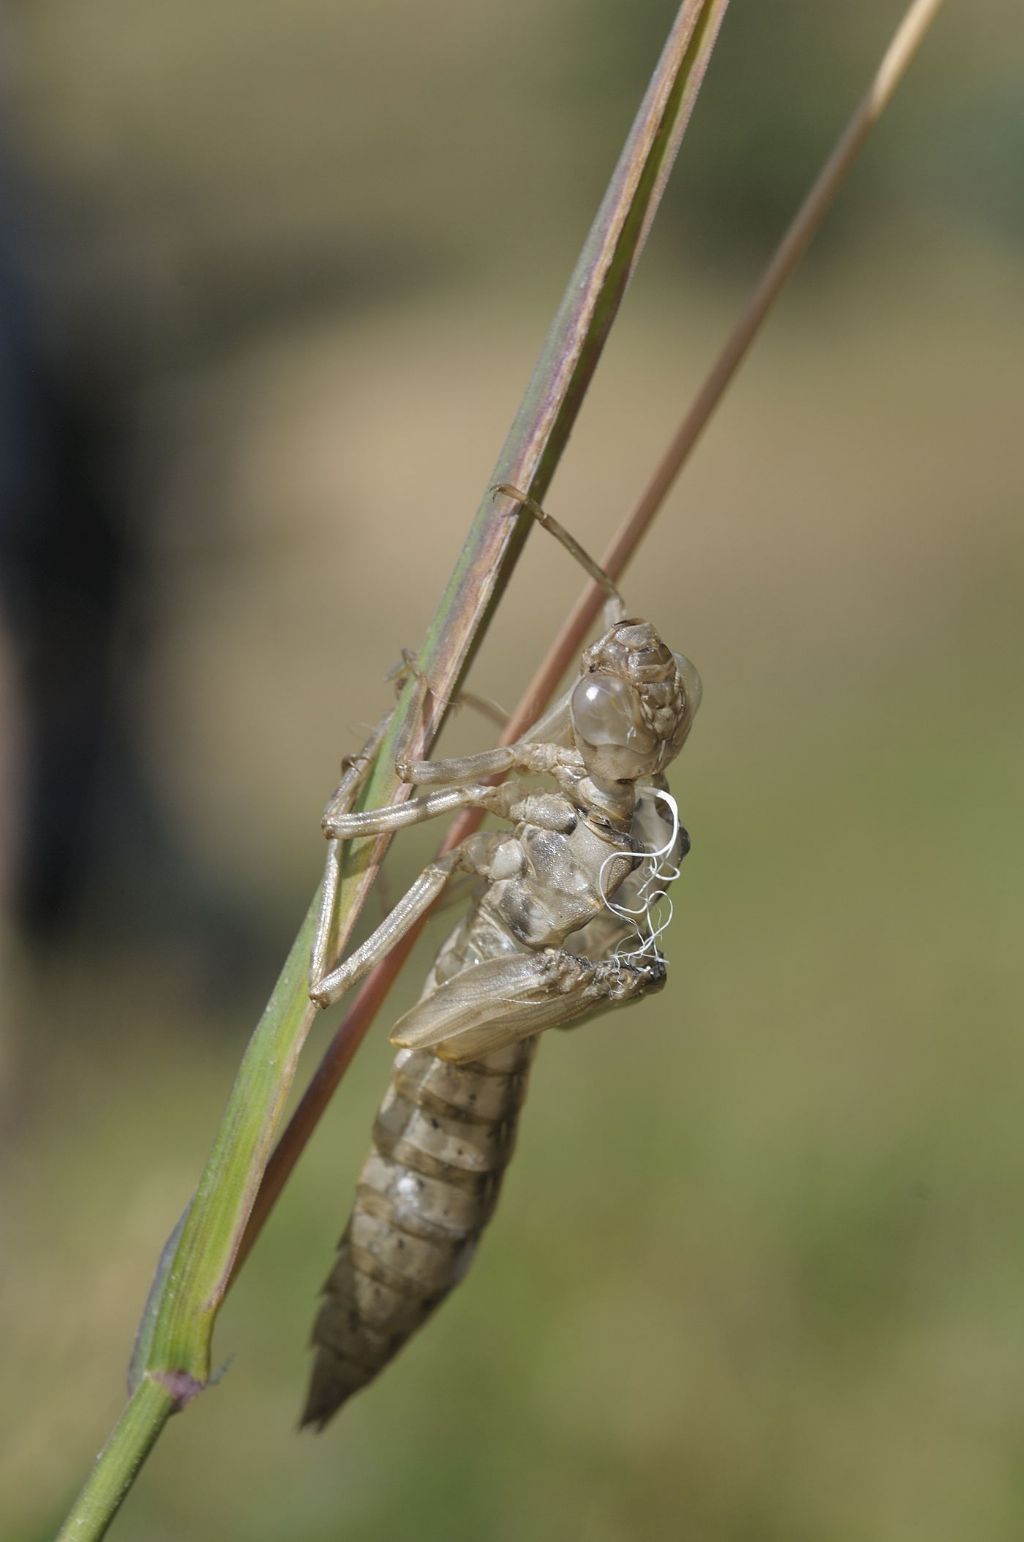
[492,482,626,623]
[312,771,532,1004]
[321,778,524,840]
[310,832,505,1007]
[396,745,520,786]
[397,740,580,788]
[311,713,394,1005]
[389,946,668,1063]
[388,648,508,731]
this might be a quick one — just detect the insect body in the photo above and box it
[302,611,701,1428]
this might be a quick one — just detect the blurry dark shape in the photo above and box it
[0,141,389,992]
[0,166,134,938]
[0,162,259,976]
[577,1,873,264]
[583,0,1024,267]
[667,4,867,260]
[930,76,1024,242]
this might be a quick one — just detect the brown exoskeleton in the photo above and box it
[302,489,701,1427]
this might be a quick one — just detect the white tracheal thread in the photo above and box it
[598,788,682,967]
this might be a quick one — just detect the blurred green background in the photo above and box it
[2,2,1022,1538]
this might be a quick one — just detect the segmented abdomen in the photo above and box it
[302,1036,535,1428]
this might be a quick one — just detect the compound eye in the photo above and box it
[570,675,654,756]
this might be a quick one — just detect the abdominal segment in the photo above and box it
[302,1037,534,1428]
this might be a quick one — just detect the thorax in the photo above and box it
[482,812,635,951]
